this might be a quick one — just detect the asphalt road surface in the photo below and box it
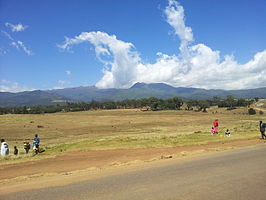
[2,145,266,200]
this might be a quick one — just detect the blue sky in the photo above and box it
[0,0,266,92]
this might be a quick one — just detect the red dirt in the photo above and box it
[0,138,264,181]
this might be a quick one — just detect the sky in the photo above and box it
[0,0,266,92]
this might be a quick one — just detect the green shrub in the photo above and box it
[248,108,256,115]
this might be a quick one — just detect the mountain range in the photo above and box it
[0,82,265,107]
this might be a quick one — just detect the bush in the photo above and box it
[248,108,256,115]
[259,110,264,115]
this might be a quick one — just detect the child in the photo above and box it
[211,127,216,134]
[225,129,230,137]
[14,146,18,155]
[24,141,30,154]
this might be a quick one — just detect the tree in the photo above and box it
[197,100,210,112]
[186,100,197,110]
[172,97,183,110]
[248,108,256,115]
[212,96,221,106]
[226,94,236,109]
[147,97,161,111]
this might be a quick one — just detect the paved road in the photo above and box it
[2,145,266,200]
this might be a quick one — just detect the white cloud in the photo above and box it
[0,47,7,55]
[16,41,33,55]
[58,31,140,88]
[58,0,266,90]
[5,22,27,32]
[9,40,33,55]
[52,86,64,90]
[164,0,193,53]
[58,80,66,85]
[1,30,14,41]
[0,80,35,92]
[57,79,71,85]
[1,29,33,56]
[66,70,72,76]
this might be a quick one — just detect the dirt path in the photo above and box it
[1,138,264,181]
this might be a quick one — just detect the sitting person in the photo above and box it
[225,129,231,137]
[211,127,216,134]
[14,146,18,155]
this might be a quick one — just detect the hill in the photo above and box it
[0,90,68,107]
[0,83,265,107]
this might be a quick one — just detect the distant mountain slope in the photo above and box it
[0,90,68,107]
[47,86,120,102]
[0,83,266,107]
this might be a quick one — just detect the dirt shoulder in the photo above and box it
[0,138,265,195]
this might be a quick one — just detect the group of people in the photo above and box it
[211,119,266,138]
[211,119,219,134]
[210,119,230,137]
[1,121,266,157]
[0,134,40,156]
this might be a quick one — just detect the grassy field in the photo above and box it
[0,107,265,163]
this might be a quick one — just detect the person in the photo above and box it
[14,146,18,155]
[225,129,230,137]
[211,127,216,135]
[24,141,31,154]
[259,121,266,140]
[213,119,219,134]
[33,134,40,154]
[1,139,9,156]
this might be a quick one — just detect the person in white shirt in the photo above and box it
[1,139,9,156]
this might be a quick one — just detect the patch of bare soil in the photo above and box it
[1,138,264,180]
[0,138,265,194]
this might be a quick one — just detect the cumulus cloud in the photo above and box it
[5,22,27,32]
[0,80,35,92]
[58,31,140,88]
[164,0,193,53]
[58,0,266,90]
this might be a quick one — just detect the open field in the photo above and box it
[1,107,266,194]
[0,107,265,164]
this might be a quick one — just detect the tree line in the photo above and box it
[0,95,255,115]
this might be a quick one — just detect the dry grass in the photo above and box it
[0,107,265,163]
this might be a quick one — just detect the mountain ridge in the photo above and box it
[0,82,265,107]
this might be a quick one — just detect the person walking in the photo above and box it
[33,134,40,154]
[1,139,9,156]
[259,121,266,140]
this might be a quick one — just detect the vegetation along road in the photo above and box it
[2,145,266,200]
